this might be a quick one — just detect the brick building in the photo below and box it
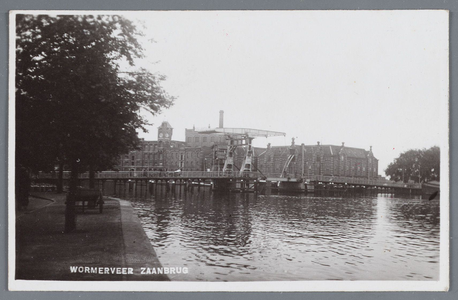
[185,128,227,148]
[118,121,214,172]
[254,142,378,179]
[185,110,227,148]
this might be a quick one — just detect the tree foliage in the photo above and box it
[16,14,174,171]
[385,146,440,183]
[16,14,174,231]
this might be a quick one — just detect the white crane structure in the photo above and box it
[196,127,285,176]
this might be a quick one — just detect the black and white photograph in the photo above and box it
[9,10,449,291]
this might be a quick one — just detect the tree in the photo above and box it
[16,14,174,232]
[385,146,440,183]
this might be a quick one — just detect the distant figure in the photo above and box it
[16,166,30,210]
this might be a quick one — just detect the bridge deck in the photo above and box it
[35,171,421,189]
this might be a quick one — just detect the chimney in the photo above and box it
[370,146,372,152]
[342,142,345,147]
[317,141,320,146]
[219,110,224,128]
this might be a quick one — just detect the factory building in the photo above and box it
[118,112,378,179]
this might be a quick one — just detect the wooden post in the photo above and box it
[265,180,271,195]
[134,180,137,198]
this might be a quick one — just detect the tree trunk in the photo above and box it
[65,159,78,233]
[89,164,95,189]
[57,161,64,193]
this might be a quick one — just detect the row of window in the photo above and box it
[186,136,225,143]
[126,151,202,161]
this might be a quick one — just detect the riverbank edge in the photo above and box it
[107,196,170,281]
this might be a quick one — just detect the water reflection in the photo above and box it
[127,186,440,281]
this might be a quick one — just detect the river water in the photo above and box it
[125,185,440,281]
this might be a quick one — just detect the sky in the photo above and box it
[121,10,448,175]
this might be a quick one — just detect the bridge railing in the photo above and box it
[301,175,421,188]
[34,171,420,188]
[35,170,258,179]
[263,174,421,189]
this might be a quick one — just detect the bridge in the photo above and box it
[37,170,258,180]
[34,170,421,194]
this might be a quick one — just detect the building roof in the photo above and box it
[343,147,368,158]
[317,145,369,158]
[263,144,373,159]
[159,121,173,129]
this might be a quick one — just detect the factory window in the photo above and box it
[195,137,200,142]
[203,137,207,142]
[187,137,191,142]
[211,137,215,142]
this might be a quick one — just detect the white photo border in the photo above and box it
[8,9,450,292]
